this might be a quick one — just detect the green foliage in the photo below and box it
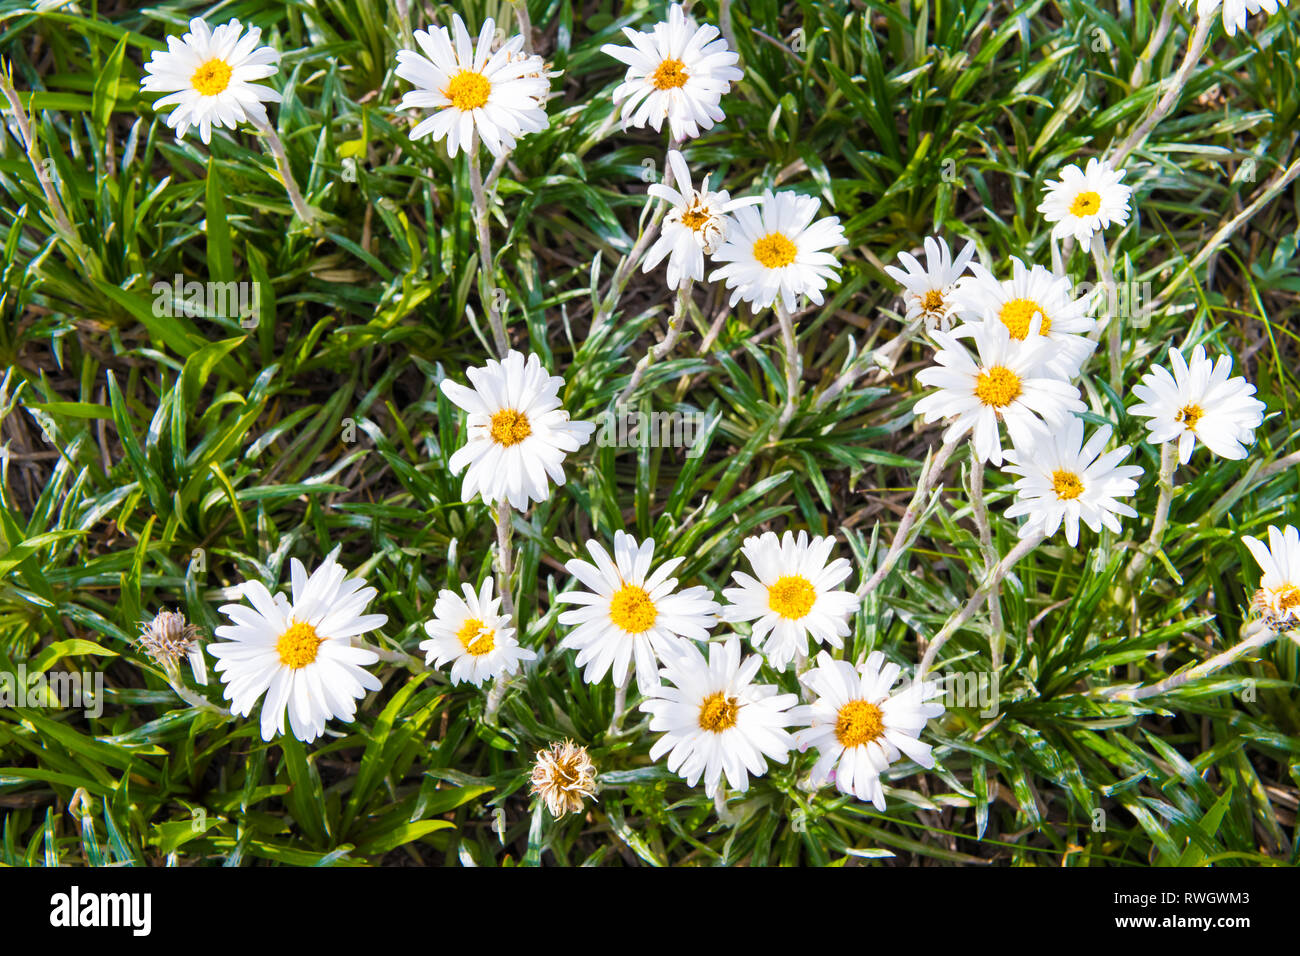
[0,0,1296,866]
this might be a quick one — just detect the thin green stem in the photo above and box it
[253,118,315,226]
[775,300,802,429]
[918,533,1045,679]
[470,134,510,355]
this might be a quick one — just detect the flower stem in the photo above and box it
[589,139,681,337]
[858,435,961,598]
[607,670,632,736]
[512,1,534,52]
[1103,619,1279,701]
[163,667,230,717]
[968,454,1005,669]
[775,300,802,429]
[495,501,516,617]
[1125,441,1178,584]
[616,281,692,406]
[1109,12,1214,167]
[1090,231,1121,392]
[253,118,315,226]
[0,67,92,267]
[470,134,510,356]
[917,533,1045,679]
[1130,0,1178,87]
[484,671,513,724]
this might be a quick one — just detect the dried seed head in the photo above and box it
[137,609,201,671]
[529,739,597,818]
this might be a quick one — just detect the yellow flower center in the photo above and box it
[1051,469,1084,501]
[455,617,496,656]
[767,574,816,620]
[608,584,658,634]
[698,691,739,733]
[921,289,946,314]
[276,621,323,670]
[973,365,1022,408]
[445,70,492,110]
[1069,190,1102,217]
[191,58,233,96]
[752,232,798,269]
[651,57,689,90]
[489,408,532,447]
[1276,585,1300,611]
[998,297,1051,339]
[834,699,885,748]
[1176,404,1203,431]
[680,205,711,232]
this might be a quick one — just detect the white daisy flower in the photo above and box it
[953,257,1097,379]
[640,638,797,799]
[140,17,282,145]
[600,2,742,141]
[440,350,597,511]
[914,321,1087,466]
[641,149,760,290]
[721,530,858,671]
[1180,0,1290,36]
[420,578,535,687]
[209,549,386,743]
[1002,418,1144,547]
[557,531,722,694]
[396,14,551,157]
[1242,525,1300,628]
[882,235,977,332]
[1129,343,1266,464]
[790,651,945,810]
[1037,157,1132,244]
[709,189,846,313]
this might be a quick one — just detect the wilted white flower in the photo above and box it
[642,149,760,290]
[882,236,977,332]
[137,609,207,685]
[530,740,598,817]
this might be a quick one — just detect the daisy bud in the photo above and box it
[529,740,598,818]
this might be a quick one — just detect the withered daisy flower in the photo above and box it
[138,609,208,684]
[530,739,598,817]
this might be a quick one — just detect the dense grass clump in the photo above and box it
[0,0,1297,866]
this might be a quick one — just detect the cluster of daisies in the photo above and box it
[189,493,946,809]
[123,4,1298,825]
[889,154,1266,549]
